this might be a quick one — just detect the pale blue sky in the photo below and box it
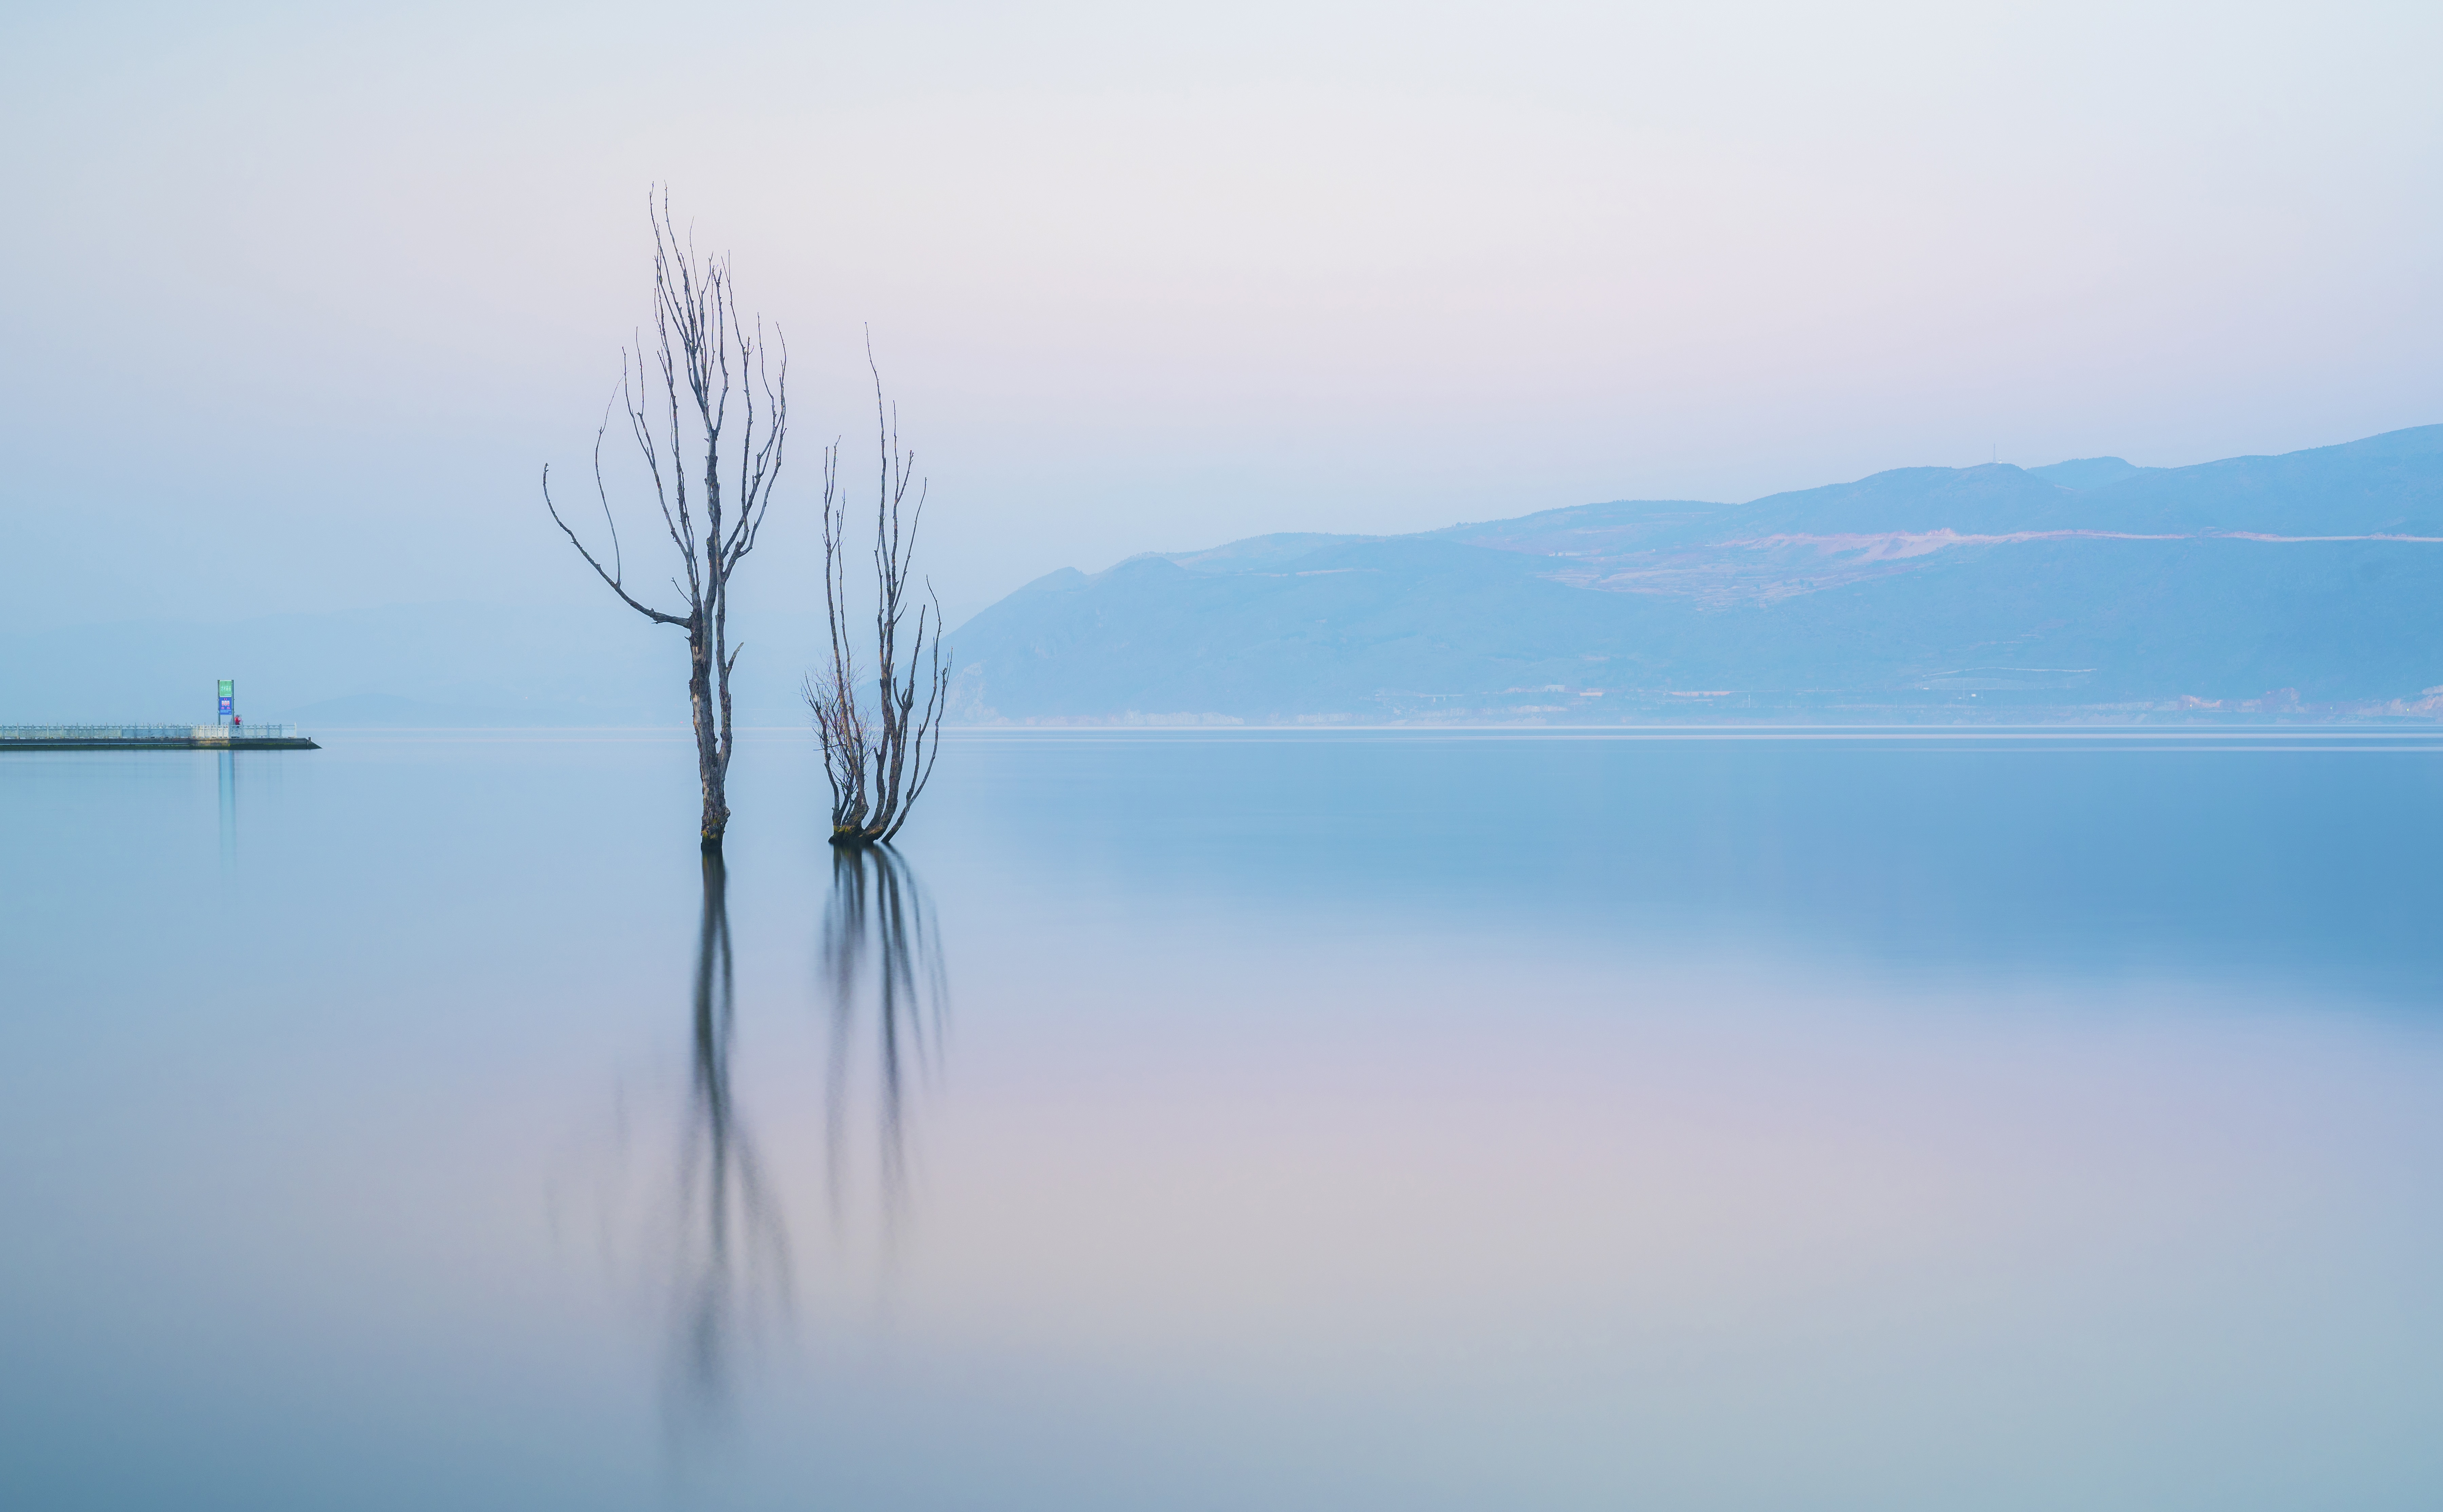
[3,0,2438,629]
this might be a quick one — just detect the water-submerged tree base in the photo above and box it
[806,350,948,849]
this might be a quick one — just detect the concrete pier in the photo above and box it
[0,724,319,751]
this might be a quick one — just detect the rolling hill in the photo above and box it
[944,425,2443,723]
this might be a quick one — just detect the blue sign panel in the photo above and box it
[218,697,233,716]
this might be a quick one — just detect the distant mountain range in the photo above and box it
[9,427,2436,731]
[944,425,2443,723]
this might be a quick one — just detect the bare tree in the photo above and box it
[803,347,949,848]
[546,189,785,852]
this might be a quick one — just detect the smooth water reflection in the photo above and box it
[819,845,950,1237]
[217,748,236,869]
[652,843,954,1432]
[664,853,790,1429]
[4,730,2443,1511]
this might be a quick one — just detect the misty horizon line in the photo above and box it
[31,419,2436,637]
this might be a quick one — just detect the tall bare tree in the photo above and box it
[803,348,949,847]
[546,190,785,851]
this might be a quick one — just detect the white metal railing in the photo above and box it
[189,724,302,741]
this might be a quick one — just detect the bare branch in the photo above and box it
[543,465,688,627]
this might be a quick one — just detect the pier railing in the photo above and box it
[0,724,304,742]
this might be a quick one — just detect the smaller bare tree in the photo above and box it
[803,349,949,848]
[546,190,784,852]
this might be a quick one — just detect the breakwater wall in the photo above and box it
[0,724,319,751]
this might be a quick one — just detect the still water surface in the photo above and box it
[4,729,2442,1510]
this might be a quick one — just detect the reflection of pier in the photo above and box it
[1,724,318,751]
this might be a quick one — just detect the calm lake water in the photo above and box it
[5,729,2443,1511]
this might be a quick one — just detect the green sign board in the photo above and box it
[218,680,233,697]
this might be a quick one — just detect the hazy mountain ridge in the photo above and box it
[9,428,2436,731]
[946,425,2443,724]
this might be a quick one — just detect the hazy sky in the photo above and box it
[4,0,2438,629]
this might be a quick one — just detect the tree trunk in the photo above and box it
[690,620,728,849]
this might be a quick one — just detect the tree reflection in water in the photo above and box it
[651,845,950,1431]
[664,851,791,1429]
[820,844,951,1241]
